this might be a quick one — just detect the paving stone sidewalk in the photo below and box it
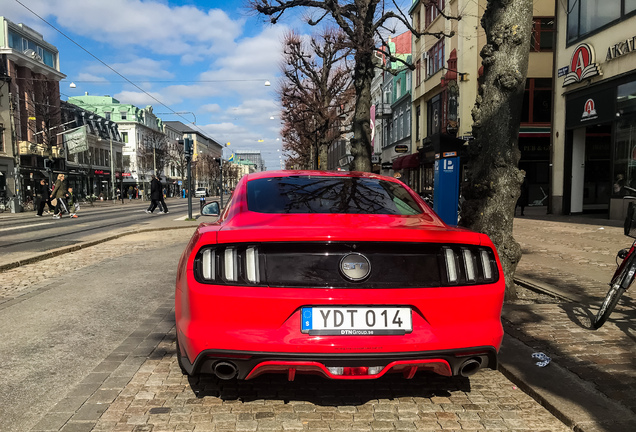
[506,214,636,418]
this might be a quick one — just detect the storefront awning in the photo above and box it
[392,153,420,170]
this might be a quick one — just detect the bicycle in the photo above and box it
[23,196,34,212]
[593,185,636,329]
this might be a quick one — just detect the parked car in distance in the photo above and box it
[194,187,208,198]
[175,170,505,382]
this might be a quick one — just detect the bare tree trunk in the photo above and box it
[349,50,374,172]
[460,0,533,299]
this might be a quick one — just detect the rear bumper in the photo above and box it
[176,344,498,380]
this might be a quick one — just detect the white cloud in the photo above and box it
[20,0,244,57]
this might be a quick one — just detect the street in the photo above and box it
[0,197,211,270]
[0,206,586,432]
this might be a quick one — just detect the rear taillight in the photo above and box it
[195,245,261,285]
[441,246,498,285]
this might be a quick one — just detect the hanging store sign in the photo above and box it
[565,88,615,128]
[563,43,602,87]
[63,125,89,155]
[395,145,409,153]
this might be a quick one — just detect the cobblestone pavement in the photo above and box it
[508,214,636,415]
[0,226,575,431]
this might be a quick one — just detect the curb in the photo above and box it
[498,334,636,432]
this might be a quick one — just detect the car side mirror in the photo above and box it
[202,201,220,216]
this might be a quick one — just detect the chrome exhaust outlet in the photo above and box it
[459,358,482,377]
[214,361,238,380]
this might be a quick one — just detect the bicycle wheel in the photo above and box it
[593,284,626,329]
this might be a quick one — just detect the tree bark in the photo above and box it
[460,0,533,299]
[349,48,374,172]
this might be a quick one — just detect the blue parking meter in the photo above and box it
[434,155,460,225]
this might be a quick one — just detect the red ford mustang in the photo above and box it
[175,170,505,381]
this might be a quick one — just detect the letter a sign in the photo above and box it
[563,43,602,87]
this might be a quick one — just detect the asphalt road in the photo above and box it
[0,198,201,268]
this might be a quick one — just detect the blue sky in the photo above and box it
[3,0,306,170]
[4,0,411,171]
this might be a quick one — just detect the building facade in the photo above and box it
[0,16,65,208]
[408,0,554,202]
[60,100,124,199]
[68,95,173,196]
[552,0,636,219]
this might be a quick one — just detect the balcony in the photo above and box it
[375,103,392,119]
[18,141,63,157]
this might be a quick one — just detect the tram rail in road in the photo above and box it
[0,198,196,270]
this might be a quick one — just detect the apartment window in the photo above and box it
[567,0,627,43]
[531,18,554,52]
[105,112,111,121]
[415,60,422,86]
[415,11,421,33]
[121,132,128,143]
[406,106,411,139]
[120,111,127,120]
[427,40,445,78]
[521,78,552,123]
[0,123,4,152]
[415,106,421,141]
[425,0,445,28]
[396,79,402,99]
[427,94,442,136]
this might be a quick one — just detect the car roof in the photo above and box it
[243,170,402,183]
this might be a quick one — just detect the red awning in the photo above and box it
[392,154,419,170]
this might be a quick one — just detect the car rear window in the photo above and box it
[247,176,423,215]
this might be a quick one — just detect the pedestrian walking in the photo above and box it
[35,179,48,216]
[128,185,133,201]
[145,175,164,214]
[50,173,69,219]
[67,187,80,218]
[516,177,529,216]
[116,188,121,201]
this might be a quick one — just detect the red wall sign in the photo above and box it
[563,43,602,87]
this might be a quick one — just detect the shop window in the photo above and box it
[530,18,554,52]
[521,78,552,124]
[614,81,636,196]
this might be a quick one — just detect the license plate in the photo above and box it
[301,306,412,335]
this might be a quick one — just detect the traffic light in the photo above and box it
[184,138,193,158]
[44,158,52,171]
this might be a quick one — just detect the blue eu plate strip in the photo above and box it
[301,307,312,331]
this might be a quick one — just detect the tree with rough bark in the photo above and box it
[251,0,454,171]
[279,29,353,169]
[459,0,533,298]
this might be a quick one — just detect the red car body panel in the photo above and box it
[175,170,505,381]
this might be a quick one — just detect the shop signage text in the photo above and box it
[606,36,636,61]
[563,43,602,87]
[395,145,409,153]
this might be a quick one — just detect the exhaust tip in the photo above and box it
[214,361,238,380]
[459,358,482,377]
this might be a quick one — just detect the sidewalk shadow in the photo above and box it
[186,372,470,404]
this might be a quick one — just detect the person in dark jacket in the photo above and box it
[35,179,48,216]
[145,175,163,214]
[50,173,68,219]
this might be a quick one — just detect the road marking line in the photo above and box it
[173,216,188,221]
[0,222,53,232]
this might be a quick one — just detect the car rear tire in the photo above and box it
[176,337,188,375]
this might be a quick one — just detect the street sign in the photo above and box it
[395,145,409,153]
